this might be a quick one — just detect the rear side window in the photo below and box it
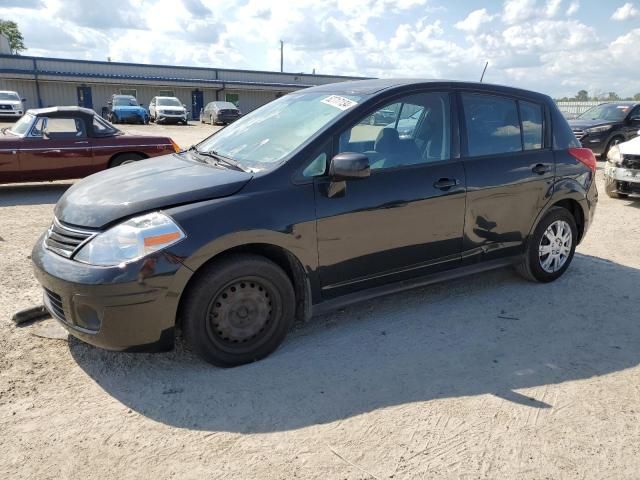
[462,94,522,157]
[520,101,543,150]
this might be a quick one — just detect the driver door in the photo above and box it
[313,91,467,299]
[20,116,93,182]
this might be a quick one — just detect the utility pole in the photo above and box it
[280,40,284,73]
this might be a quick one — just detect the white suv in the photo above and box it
[0,90,26,118]
[149,96,188,125]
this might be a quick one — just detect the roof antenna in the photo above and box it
[480,61,489,82]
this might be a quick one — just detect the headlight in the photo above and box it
[74,212,185,266]
[607,145,622,165]
[586,125,611,134]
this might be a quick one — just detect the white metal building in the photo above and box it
[0,54,368,119]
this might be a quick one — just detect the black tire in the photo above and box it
[109,153,145,167]
[516,206,578,283]
[603,136,624,160]
[181,254,295,367]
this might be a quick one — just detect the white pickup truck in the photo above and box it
[0,90,26,118]
[605,131,640,198]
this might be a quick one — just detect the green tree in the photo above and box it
[607,92,620,101]
[634,93,640,101]
[0,20,26,54]
[575,90,589,101]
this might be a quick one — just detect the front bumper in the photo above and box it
[604,162,640,195]
[114,111,148,123]
[31,234,192,352]
[157,113,187,123]
[578,135,606,155]
[0,109,23,117]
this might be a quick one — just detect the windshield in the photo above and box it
[197,92,362,170]
[0,92,20,101]
[113,97,139,107]
[9,114,33,135]
[578,104,631,122]
[157,98,182,107]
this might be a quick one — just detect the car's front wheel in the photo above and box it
[181,254,296,367]
[517,206,578,283]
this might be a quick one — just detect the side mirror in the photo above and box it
[108,101,113,106]
[630,115,640,124]
[21,98,26,103]
[183,104,187,108]
[329,152,370,181]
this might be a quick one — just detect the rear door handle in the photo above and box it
[532,164,551,175]
[433,178,460,190]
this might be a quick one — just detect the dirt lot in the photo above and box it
[1,121,639,479]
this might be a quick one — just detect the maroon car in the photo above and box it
[0,106,180,184]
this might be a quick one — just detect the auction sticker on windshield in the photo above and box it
[321,95,358,111]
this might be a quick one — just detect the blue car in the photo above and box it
[108,95,149,124]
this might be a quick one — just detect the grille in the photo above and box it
[572,129,586,141]
[44,288,66,322]
[44,218,97,258]
[0,104,12,110]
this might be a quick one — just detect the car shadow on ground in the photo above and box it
[0,182,73,207]
[70,253,640,433]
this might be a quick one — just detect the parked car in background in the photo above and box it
[0,90,26,118]
[0,107,179,184]
[31,79,597,368]
[200,101,241,125]
[604,131,640,198]
[568,102,640,158]
[108,95,149,124]
[149,96,188,125]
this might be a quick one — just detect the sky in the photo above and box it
[1,0,639,98]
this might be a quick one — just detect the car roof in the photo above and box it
[300,78,552,101]
[596,101,640,106]
[27,106,97,118]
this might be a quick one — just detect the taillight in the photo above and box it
[568,147,596,173]
[170,139,181,153]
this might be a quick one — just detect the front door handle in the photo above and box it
[433,178,460,190]
[532,163,551,175]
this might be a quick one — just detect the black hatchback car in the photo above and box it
[32,79,597,367]
[568,102,640,158]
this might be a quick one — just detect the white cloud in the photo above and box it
[567,1,579,15]
[455,9,494,33]
[545,0,562,17]
[611,2,639,20]
[502,0,538,24]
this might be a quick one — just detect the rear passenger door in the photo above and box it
[459,92,553,261]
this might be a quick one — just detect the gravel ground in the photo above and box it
[1,121,640,479]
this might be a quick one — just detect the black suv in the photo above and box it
[568,102,640,158]
[32,79,598,367]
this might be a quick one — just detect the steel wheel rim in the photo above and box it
[205,276,279,354]
[539,220,572,273]
[121,159,137,165]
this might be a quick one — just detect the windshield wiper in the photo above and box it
[190,148,247,172]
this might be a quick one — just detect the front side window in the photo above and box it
[93,115,117,136]
[197,92,362,171]
[462,94,522,157]
[43,117,86,139]
[338,92,451,170]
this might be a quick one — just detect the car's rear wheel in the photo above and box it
[109,153,145,167]
[182,254,295,367]
[517,206,578,283]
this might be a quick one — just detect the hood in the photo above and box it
[114,105,146,113]
[619,135,640,155]
[55,153,253,228]
[568,119,616,129]
[0,100,21,106]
